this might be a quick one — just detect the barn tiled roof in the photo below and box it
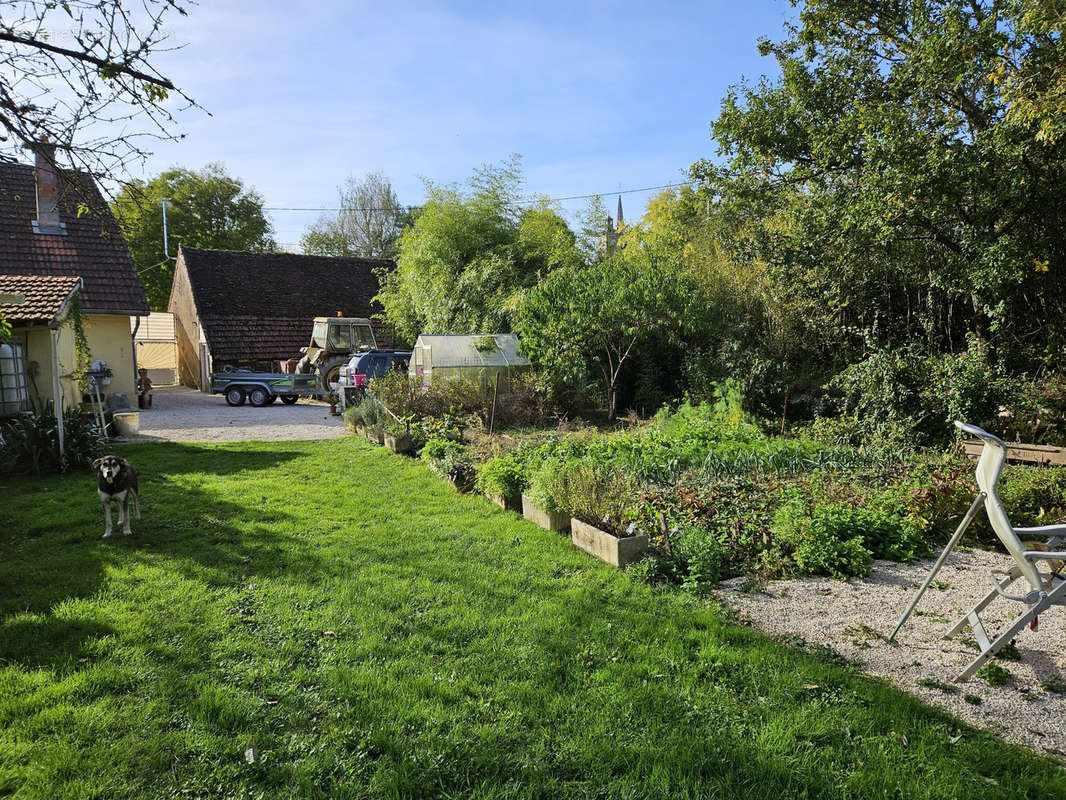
[0,274,82,325]
[178,247,394,362]
[0,158,148,316]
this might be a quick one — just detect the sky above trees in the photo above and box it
[98,0,794,249]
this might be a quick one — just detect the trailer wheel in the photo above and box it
[280,394,299,405]
[248,387,273,407]
[224,387,247,406]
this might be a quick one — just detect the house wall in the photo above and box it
[168,255,203,389]
[21,323,76,412]
[83,314,136,399]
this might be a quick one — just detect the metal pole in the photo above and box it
[161,197,171,259]
[50,326,65,460]
[889,492,986,641]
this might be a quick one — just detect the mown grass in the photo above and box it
[1,438,1064,799]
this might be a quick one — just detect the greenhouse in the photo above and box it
[410,334,531,388]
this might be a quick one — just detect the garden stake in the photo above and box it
[889,491,986,642]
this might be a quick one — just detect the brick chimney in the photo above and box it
[33,138,64,234]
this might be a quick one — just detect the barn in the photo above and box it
[168,246,394,389]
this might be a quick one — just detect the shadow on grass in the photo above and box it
[0,616,115,670]
[0,441,335,674]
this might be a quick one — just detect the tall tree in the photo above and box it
[377,156,582,343]
[0,0,195,179]
[517,251,696,419]
[112,163,275,309]
[300,172,409,259]
[695,0,1066,373]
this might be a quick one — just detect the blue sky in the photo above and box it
[139,1,795,249]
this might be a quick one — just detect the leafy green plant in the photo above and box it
[977,662,1010,687]
[475,454,527,498]
[771,499,873,579]
[0,405,105,476]
[526,457,572,512]
[421,438,474,486]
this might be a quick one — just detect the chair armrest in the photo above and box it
[1023,550,1066,562]
[1014,524,1066,538]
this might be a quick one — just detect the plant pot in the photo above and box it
[570,517,649,568]
[384,433,412,454]
[521,494,570,532]
[486,492,521,512]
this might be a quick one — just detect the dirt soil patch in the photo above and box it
[120,385,346,443]
[715,548,1066,760]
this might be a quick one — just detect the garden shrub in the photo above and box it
[670,523,727,592]
[559,459,640,535]
[342,406,363,432]
[771,500,873,579]
[526,456,574,512]
[421,438,474,485]
[0,405,105,476]
[475,453,527,498]
[356,395,387,428]
[990,372,1066,445]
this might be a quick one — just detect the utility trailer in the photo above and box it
[209,370,323,407]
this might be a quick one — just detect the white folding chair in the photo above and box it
[891,421,1066,681]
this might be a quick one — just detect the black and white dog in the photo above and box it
[93,455,140,537]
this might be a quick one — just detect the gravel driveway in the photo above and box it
[716,549,1066,759]
[120,385,346,442]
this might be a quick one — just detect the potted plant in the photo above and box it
[384,420,413,454]
[475,454,526,512]
[521,458,571,532]
[343,405,365,435]
[566,461,648,567]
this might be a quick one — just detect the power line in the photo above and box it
[262,181,691,213]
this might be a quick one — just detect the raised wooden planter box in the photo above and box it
[570,518,649,567]
[963,439,1066,466]
[384,433,412,454]
[486,492,522,512]
[521,494,570,531]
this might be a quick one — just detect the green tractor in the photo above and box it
[295,316,378,391]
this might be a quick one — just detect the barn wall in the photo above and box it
[168,254,203,389]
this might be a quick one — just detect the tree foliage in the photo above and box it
[0,0,195,179]
[692,0,1066,418]
[377,156,582,343]
[112,163,275,310]
[300,172,410,259]
[517,252,695,418]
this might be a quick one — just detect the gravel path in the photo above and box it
[715,549,1066,759]
[119,385,346,442]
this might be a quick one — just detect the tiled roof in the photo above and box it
[178,247,395,362]
[0,273,81,325]
[0,158,148,315]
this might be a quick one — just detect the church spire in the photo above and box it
[616,195,624,229]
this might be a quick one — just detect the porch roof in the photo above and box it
[0,273,82,326]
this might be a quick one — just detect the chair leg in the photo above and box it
[944,565,1023,639]
[954,597,1048,682]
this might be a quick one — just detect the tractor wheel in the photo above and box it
[316,356,349,393]
[224,387,246,406]
[280,394,299,405]
[248,387,273,407]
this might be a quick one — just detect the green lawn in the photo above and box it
[1,439,1064,799]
